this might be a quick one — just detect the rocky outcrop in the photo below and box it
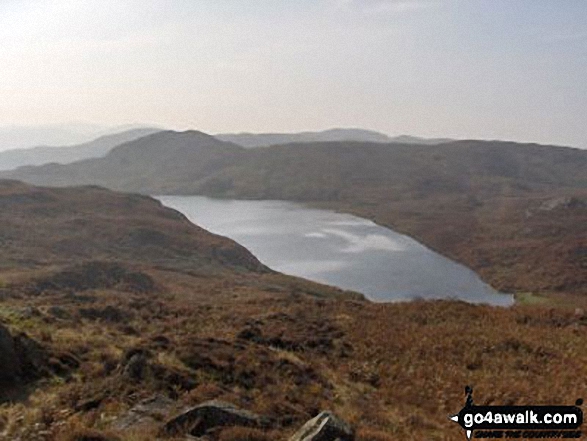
[122,348,152,381]
[289,411,354,441]
[161,400,267,437]
[0,324,20,383]
[118,347,196,392]
[113,395,175,431]
[0,323,52,401]
[13,332,49,380]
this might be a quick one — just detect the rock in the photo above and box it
[122,350,151,381]
[119,348,196,392]
[0,324,50,383]
[113,395,175,431]
[0,324,53,402]
[161,400,267,437]
[0,324,20,382]
[289,411,354,441]
[13,332,50,380]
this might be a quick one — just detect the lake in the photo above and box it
[157,196,513,306]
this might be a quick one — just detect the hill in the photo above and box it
[3,132,586,298]
[2,130,246,194]
[0,179,265,274]
[0,128,450,171]
[0,180,586,440]
[196,140,587,297]
[0,128,161,171]
[216,128,450,148]
[0,123,107,151]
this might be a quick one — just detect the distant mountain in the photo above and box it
[0,123,168,152]
[0,128,162,171]
[389,134,453,145]
[5,130,584,197]
[4,130,585,298]
[2,130,246,193]
[216,128,451,148]
[0,123,107,151]
[0,127,449,171]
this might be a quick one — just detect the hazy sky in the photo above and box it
[0,0,586,147]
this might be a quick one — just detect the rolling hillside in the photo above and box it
[0,180,586,441]
[0,180,265,275]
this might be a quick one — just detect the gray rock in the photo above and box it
[0,324,20,382]
[123,353,150,381]
[0,323,50,403]
[121,348,152,381]
[289,411,354,441]
[13,333,49,380]
[161,400,266,437]
[113,395,175,431]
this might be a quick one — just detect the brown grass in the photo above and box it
[0,181,585,440]
[1,281,586,440]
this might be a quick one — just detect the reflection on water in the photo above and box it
[157,196,513,306]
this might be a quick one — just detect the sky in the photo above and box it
[0,0,586,148]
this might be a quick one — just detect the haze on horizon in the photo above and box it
[0,0,586,149]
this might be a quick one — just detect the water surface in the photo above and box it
[158,196,513,306]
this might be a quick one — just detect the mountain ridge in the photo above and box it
[3,130,586,298]
[216,128,452,148]
[0,127,452,171]
[0,127,162,171]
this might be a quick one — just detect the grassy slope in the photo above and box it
[0,181,586,441]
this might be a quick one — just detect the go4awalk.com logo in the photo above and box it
[449,387,583,439]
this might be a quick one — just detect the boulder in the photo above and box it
[0,324,50,382]
[123,352,151,381]
[113,395,175,431]
[0,324,20,382]
[161,400,267,437]
[13,332,50,380]
[0,323,53,402]
[289,411,354,441]
[121,347,152,381]
[118,347,196,392]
